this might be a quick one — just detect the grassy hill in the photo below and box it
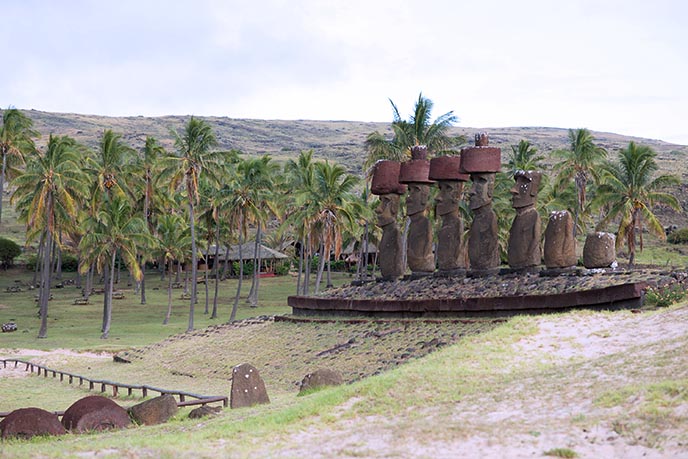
[7,109,688,178]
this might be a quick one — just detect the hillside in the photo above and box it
[6,109,688,178]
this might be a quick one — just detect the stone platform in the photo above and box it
[288,269,676,318]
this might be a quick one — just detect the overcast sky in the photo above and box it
[3,0,687,144]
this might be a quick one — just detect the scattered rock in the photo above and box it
[299,369,344,394]
[230,363,270,409]
[188,405,222,419]
[128,394,178,426]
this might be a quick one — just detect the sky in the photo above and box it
[2,0,687,145]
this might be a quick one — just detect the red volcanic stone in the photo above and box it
[230,363,270,409]
[429,156,469,181]
[460,147,501,173]
[0,407,66,439]
[371,160,406,195]
[399,159,434,184]
[61,395,131,433]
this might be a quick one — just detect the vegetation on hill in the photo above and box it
[0,102,685,342]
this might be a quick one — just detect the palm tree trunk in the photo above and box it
[0,150,7,224]
[230,215,244,323]
[248,222,262,307]
[37,226,53,339]
[140,255,147,305]
[188,200,197,332]
[101,251,117,339]
[211,224,221,319]
[85,264,93,300]
[203,242,210,314]
[33,231,45,287]
[296,237,304,295]
[326,249,333,288]
[102,263,110,332]
[164,260,173,325]
[314,244,326,294]
[222,245,230,279]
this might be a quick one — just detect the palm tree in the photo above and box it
[129,136,166,305]
[161,117,220,331]
[283,150,316,294]
[504,140,546,176]
[553,128,607,236]
[80,195,151,338]
[593,142,680,268]
[364,93,463,173]
[10,135,88,338]
[243,155,280,307]
[155,213,191,324]
[87,130,135,204]
[0,108,38,224]
[302,161,360,293]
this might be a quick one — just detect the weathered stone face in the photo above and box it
[510,171,542,209]
[61,395,131,433]
[468,173,495,211]
[0,407,66,439]
[375,194,399,227]
[544,210,578,269]
[128,394,178,426]
[406,183,431,216]
[435,181,463,216]
[230,363,270,409]
[583,232,617,268]
[299,368,344,394]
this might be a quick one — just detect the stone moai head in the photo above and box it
[436,181,463,216]
[468,173,495,210]
[511,170,542,209]
[406,183,431,216]
[376,193,400,227]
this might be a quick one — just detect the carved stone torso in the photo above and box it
[507,206,541,269]
[407,215,435,273]
[468,205,500,270]
[378,223,404,280]
[437,213,465,270]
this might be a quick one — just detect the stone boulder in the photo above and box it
[128,394,178,426]
[299,369,344,394]
[61,395,131,433]
[543,210,578,269]
[230,363,270,409]
[188,405,222,419]
[583,232,617,268]
[0,407,66,439]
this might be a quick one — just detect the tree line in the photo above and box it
[0,98,681,338]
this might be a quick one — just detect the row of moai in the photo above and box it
[371,133,617,281]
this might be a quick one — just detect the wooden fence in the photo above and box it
[0,359,227,418]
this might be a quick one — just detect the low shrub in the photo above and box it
[667,228,688,244]
[645,284,686,307]
[0,237,21,268]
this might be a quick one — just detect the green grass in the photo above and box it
[0,267,350,350]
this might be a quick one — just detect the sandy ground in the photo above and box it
[2,309,687,458]
[0,349,111,379]
[260,306,688,459]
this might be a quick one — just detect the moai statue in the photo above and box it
[583,232,617,268]
[429,155,469,275]
[460,133,501,275]
[371,160,407,281]
[543,210,578,270]
[507,170,542,270]
[399,146,435,277]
